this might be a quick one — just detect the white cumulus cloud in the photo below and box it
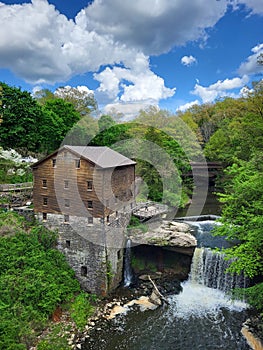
[192,75,250,103]
[181,55,197,66]
[176,100,200,112]
[235,0,263,14]
[238,43,263,75]
[0,0,262,109]
[78,0,228,55]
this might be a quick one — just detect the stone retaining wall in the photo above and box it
[37,213,128,295]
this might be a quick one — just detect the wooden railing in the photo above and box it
[0,182,33,192]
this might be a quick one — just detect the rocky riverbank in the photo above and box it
[242,316,263,350]
[78,272,182,348]
[30,271,182,350]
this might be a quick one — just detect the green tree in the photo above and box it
[33,89,57,105]
[0,214,84,348]
[0,82,45,153]
[41,99,81,153]
[214,157,263,311]
[90,120,190,207]
[54,86,98,115]
[98,114,116,132]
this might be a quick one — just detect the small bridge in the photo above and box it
[132,201,168,222]
[183,162,223,182]
[0,182,33,193]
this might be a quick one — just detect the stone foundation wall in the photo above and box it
[36,213,128,295]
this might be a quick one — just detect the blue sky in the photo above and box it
[0,0,262,118]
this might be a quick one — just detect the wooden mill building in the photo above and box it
[32,145,136,294]
[32,145,136,225]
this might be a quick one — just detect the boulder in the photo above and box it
[149,290,162,306]
[130,220,197,255]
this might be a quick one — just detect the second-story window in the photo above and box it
[52,158,56,167]
[87,200,93,209]
[75,159,81,168]
[42,179,47,188]
[87,180,93,191]
[43,197,48,206]
[65,199,70,208]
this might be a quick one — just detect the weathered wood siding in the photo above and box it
[33,150,135,218]
[97,165,135,217]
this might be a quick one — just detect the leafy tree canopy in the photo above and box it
[0,82,45,153]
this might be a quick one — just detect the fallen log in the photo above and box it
[148,275,170,305]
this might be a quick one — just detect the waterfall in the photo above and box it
[123,238,133,287]
[190,247,247,293]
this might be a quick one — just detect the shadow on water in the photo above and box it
[175,188,222,218]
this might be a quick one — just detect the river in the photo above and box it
[83,217,251,350]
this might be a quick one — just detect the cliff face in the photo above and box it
[128,221,196,281]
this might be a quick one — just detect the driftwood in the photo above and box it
[148,275,170,305]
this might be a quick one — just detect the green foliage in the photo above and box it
[0,211,28,236]
[41,99,81,153]
[98,114,116,132]
[69,292,96,330]
[213,158,263,310]
[0,158,32,183]
[37,324,71,350]
[0,213,81,348]
[131,256,146,271]
[128,215,148,233]
[0,82,45,152]
[242,283,263,312]
[131,255,157,272]
[90,121,190,206]
[0,82,100,155]
[128,215,141,227]
[204,86,263,164]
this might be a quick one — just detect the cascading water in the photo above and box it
[123,238,133,287]
[190,247,248,293]
[84,217,251,350]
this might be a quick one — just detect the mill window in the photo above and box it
[42,179,47,188]
[43,197,48,206]
[43,213,47,220]
[81,266,88,276]
[66,240,70,247]
[64,180,69,189]
[52,158,56,167]
[65,199,70,208]
[87,200,93,209]
[75,159,81,168]
[64,214,69,223]
[88,216,93,224]
[87,180,93,191]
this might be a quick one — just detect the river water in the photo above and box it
[83,218,251,350]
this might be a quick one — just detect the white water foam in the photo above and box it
[169,281,247,319]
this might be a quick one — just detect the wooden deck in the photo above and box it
[132,202,168,221]
[0,182,33,192]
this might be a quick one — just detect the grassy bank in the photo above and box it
[0,212,96,350]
